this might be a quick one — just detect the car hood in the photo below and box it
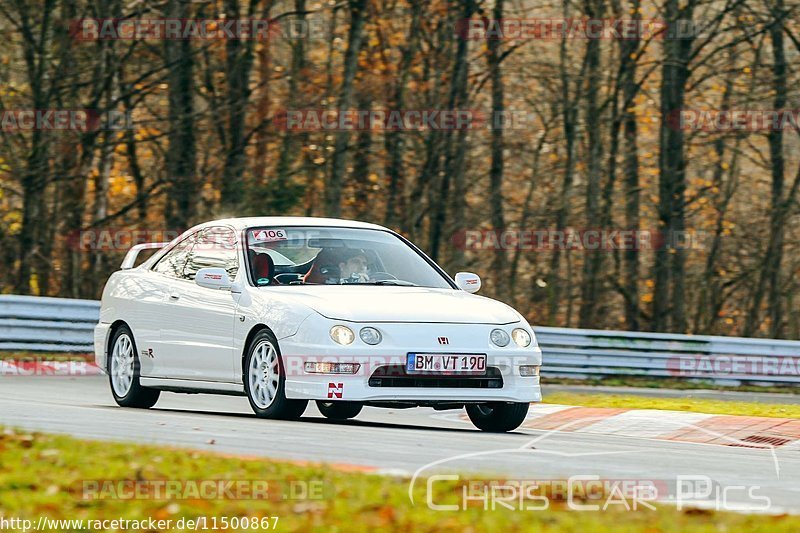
[260,286,521,324]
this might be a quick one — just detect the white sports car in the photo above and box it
[95,217,542,432]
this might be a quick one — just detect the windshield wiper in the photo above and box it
[361,280,417,286]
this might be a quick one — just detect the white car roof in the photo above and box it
[193,217,389,232]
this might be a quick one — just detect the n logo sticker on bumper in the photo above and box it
[327,382,343,399]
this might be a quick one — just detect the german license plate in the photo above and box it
[406,354,487,375]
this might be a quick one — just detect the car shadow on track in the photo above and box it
[105,405,492,434]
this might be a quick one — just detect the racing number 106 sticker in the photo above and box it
[252,229,288,242]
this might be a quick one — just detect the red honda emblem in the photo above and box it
[438,336,449,345]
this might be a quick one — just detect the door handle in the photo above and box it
[169,292,180,301]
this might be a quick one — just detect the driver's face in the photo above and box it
[340,256,368,278]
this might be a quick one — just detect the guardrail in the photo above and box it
[535,326,800,386]
[0,295,99,352]
[2,295,799,386]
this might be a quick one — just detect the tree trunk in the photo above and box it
[90,129,113,297]
[165,0,197,229]
[384,0,422,229]
[620,0,641,330]
[352,95,372,220]
[220,0,258,210]
[57,0,94,298]
[654,0,694,332]
[695,44,741,334]
[253,1,274,196]
[325,0,368,217]
[744,0,787,337]
[487,0,507,299]
[578,0,605,328]
[271,0,309,214]
[15,1,56,294]
[547,0,582,324]
[429,0,475,265]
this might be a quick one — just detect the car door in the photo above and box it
[159,226,241,382]
[139,231,200,378]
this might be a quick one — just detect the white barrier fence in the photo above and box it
[0,295,100,352]
[2,295,799,386]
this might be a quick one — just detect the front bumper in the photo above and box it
[279,318,542,403]
[285,372,541,403]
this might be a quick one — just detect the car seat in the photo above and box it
[302,248,342,284]
[250,250,276,286]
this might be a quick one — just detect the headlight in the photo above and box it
[330,325,355,345]
[359,327,382,345]
[490,328,510,347]
[512,328,532,347]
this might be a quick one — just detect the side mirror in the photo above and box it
[195,267,232,290]
[455,272,481,293]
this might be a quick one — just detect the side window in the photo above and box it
[151,233,197,278]
[182,226,239,281]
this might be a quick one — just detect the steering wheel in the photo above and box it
[274,273,302,284]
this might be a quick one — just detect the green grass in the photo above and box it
[543,392,800,419]
[544,376,800,395]
[1,427,799,531]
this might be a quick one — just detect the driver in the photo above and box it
[338,249,369,283]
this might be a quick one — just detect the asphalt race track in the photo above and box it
[1,376,798,514]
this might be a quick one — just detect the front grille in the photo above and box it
[368,365,503,388]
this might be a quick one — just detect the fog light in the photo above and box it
[330,325,355,345]
[359,327,382,345]
[519,365,540,377]
[490,328,510,347]
[304,362,361,374]
[512,328,532,347]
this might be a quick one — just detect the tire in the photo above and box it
[466,402,529,432]
[108,325,160,408]
[244,330,308,420]
[316,401,363,420]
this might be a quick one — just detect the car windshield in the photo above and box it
[245,226,453,289]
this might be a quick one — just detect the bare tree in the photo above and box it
[164,0,198,229]
[653,0,697,332]
[486,0,508,299]
[325,0,368,216]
